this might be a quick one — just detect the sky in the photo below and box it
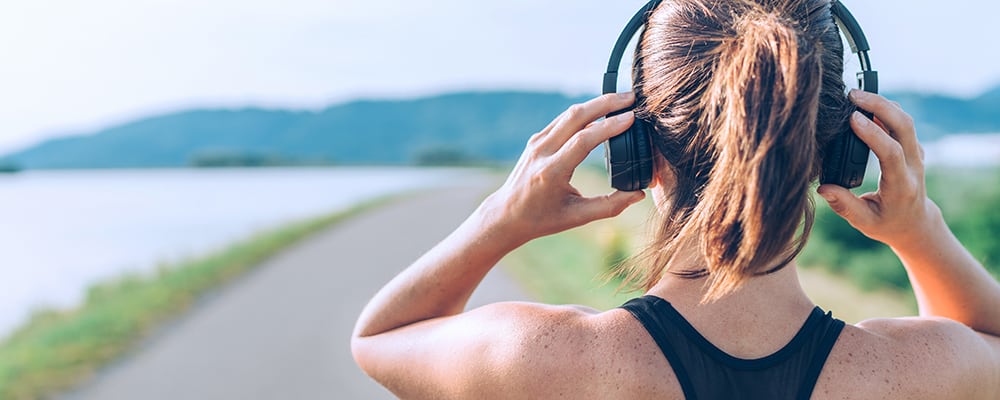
[1,0,998,154]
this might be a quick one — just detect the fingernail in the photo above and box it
[617,91,634,100]
[848,89,860,100]
[852,111,869,126]
[816,188,835,203]
[614,111,634,122]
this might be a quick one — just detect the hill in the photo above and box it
[1,88,997,169]
[891,86,1000,139]
[1,92,588,169]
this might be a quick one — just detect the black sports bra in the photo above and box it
[620,295,845,400]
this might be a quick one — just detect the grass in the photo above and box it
[501,166,917,321]
[799,167,1000,291]
[0,196,397,400]
[501,165,655,311]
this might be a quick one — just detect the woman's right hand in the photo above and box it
[475,93,645,248]
[823,91,1000,345]
[816,89,943,251]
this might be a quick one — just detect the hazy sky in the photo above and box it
[1,0,998,153]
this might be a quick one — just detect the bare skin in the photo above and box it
[351,91,1000,399]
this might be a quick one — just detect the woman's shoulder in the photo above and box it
[814,317,1000,399]
[470,302,681,399]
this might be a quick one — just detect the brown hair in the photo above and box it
[615,0,853,301]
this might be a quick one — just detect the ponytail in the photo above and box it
[694,12,821,301]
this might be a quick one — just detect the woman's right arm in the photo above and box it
[818,90,1000,337]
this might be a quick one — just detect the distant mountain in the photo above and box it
[1,92,588,169]
[1,88,997,169]
[890,87,1000,140]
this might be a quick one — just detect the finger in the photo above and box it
[849,90,920,160]
[534,115,561,141]
[543,92,635,150]
[574,190,646,222]
[850,111,907,182]
[869,115,922,174]
[553,111,634,169]
[526,101,591,149]
[872,115,890,134]
[817,184,875,228]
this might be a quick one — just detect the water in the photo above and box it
[923,133,1000,167]
[0,167,481,337]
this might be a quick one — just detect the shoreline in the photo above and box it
[0,166,478,336]
[0,195,401,400]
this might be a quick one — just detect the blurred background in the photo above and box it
[0,0,997,398]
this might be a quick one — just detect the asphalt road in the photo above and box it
[62,182,532,400]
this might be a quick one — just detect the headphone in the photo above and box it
[603,0,878,191]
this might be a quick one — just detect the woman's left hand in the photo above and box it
[477,92,646,246]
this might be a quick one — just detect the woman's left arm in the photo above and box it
[351,92,644,397]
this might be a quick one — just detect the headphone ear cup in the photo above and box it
[632,119,654,190]
[820,125,869,189]
[605,118,654,191]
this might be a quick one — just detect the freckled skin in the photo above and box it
[351,92,1000,399]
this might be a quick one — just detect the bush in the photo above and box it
[0,161,21,173]
[412,147,477,166]
[803,167,1000,292]
[945,171,1000,278]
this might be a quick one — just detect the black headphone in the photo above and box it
[603,0,878,191]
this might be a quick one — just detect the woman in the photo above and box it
[352,0,1000,398]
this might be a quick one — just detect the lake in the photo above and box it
[923,133,1000,167]
[0,167,483,337]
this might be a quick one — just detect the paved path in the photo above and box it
[62,183,532,400]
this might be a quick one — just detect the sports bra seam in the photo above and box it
[646,295,826,370]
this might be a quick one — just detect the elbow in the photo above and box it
[352,335,397,396]
[351,314,373,374]
[350,334,374,377]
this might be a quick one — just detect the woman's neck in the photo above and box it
[644,252,817,359]
[647,261,813,312]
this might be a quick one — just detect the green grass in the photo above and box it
[500,168,928,322]
[503,229,636,310]
[501,168,653,311]
[800,166,1000,290]
[0,196,397,400]
[502,166,998,323]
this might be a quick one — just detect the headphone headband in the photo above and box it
[603,0,663,94]
[603,0,876,95]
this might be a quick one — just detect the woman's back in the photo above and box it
[351,0,1000,397]
[465,295,993,399]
